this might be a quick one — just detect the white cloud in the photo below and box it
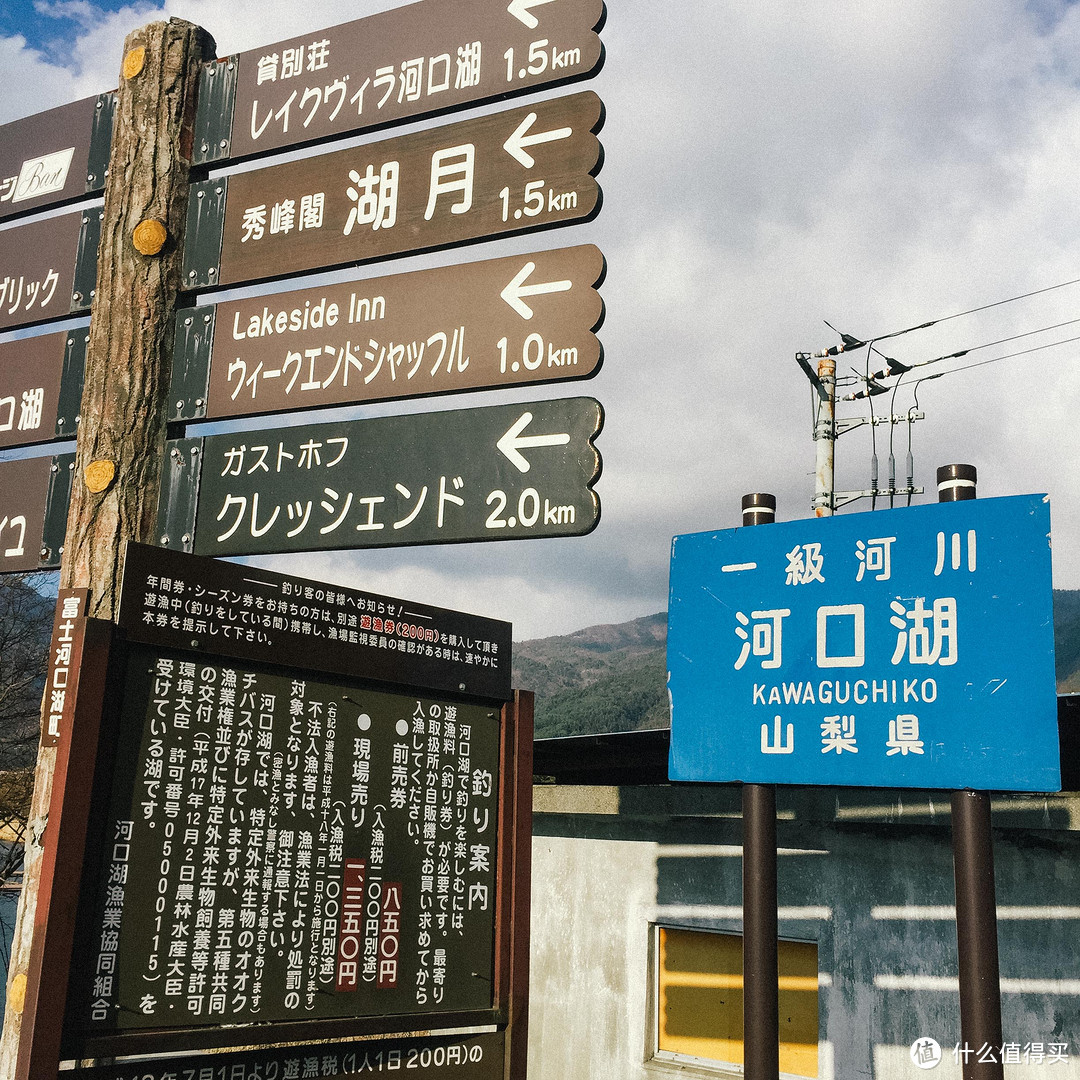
[3,0,1080,639]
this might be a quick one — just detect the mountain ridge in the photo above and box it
[514,591,1080,740]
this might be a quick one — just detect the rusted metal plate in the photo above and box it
[192,91,603,289]
[222,0,604,162]
[0,330,74,448]
[0,209,89,331]
[0,95,104,221]
[0,456,55,571]
[180,244,604,420]
[168,396,602,557]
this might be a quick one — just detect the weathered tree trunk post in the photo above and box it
[0,19,213,1078]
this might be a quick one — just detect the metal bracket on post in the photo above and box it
[192,56,238,167]
[171,307,214,420]
[156,438,204,553]
[183,178,227,290]
[56,329,90,439]
[86,91,118,193]
[71,208,103,314]
[40,454,76,569]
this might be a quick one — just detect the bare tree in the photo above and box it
[0,571,54,972]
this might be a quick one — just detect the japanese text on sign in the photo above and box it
[667,495,1060,790]
[70,650,501,1033]
[224,0,604,160]
[117,543,513,702]
[200,92,603,289]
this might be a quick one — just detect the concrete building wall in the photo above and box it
[527,785,1080,1080]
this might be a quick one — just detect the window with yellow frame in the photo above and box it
[654,926,819,1078]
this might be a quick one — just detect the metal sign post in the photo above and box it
[941,465,1004,1080]
[739,492,780,1080]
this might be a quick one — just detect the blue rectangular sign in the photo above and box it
[667,495,1060,791]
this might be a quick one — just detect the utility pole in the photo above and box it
[797,347,923,514]
[0,19,213,1077]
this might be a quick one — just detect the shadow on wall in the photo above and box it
[651,805,1080,1080]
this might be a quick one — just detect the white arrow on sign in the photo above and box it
[507,0,558,30]
[503,112,573,168]
[497,411,571,473]
[500,261,573,319]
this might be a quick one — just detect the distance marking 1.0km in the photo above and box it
[173,245,605,420]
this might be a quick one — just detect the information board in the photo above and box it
[69,1030,506,1080]
[66,646,502,1036]
[118,542,512,702]
[667,495,1060,791]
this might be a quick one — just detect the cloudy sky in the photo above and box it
[2,0,1080,640]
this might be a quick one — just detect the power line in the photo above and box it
[927,330,1080,381]
[818,274,1080,356]
[847,314,1080,393]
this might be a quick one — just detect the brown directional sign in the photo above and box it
[186,91,603,290]
[0,94,113,221]
[0,328,86,448]
[0,456,56,571]
[175,245,604,420]
[117,541,513,702]
[217,0,604,163]
[161,396,601,557]
[0,208,96,331]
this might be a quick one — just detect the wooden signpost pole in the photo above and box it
[0,19,213,1077]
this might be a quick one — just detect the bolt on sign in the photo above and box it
[184,91,603,290]
[0,207,98,331]
[117,541,513,702]
[667,494,1060,791]
[199,0,604,164]
[0,92,115,222]
[172,244,604,421]
[163,396,602,556]
[0,329,86,448]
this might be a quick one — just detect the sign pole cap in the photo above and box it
[741,492,776,527]
[937,463,977,502]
